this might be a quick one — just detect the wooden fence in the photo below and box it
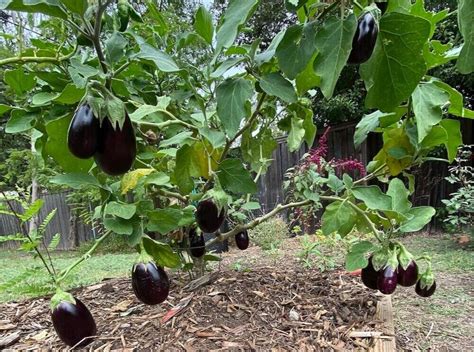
[0,192,94,250]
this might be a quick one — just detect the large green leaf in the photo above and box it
[456,0,474,74]
[354,110,399,148]
[313,14,357,98]
[287,116,305,152]
[432,80,474,119]
[106,32,127,64]
[44,115,93,172]
[4,68,36,95]
[103,217,133,235]
[174,144,194,194]
[412,81,449,143]
[105,202,136,220]
[439,119,462,162]
[50,173,102,189]
[215,0,258,52]
[352,186,392,211]
[147,207,195,234]
[54,84,85,105]
[399,206,436,232]
[0,0,67,19]
[142,237,181,268]
[386,178,411,214]
[321,201,357,236]
[345,241,376,271]
[5,110,37,133]
[216,77,253,138]
[360,12,431,111]
[194,5,214,45]
[217,158,257,194]
[259,73,297,103]
[275,23,317,80]
[60,0,87,15]
[137,43,180,72]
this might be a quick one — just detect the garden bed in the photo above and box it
[0,254,392,351]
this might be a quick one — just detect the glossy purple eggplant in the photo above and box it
[95,114,136,176]
[415,280,436,297]
[68,104,99,159]
[348,12,378,65]
[235,230,249,250]
[195,199,225,233]
[51,297,97,347]
[132,262,170,305]
[190,229,206,257]
[397,260,418,287]
[377,266,397,294]
[361,256,378,290]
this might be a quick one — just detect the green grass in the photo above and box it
[0,250,136,303]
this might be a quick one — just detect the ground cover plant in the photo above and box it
[0,0,473,347]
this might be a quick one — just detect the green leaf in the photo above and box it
[44,115,93,172]
[217,159,257,194]
[32,92,58,106]
[48,234,61,251]
[295,53,321,95]
[60,0,87,15]
[215,0,258,52]
[5,110,37,133]
[0,0,67,19]
[259,73,297,104]
[321,201,357,237]
[103,217,133,235]
[54,83,85,105]
[313,14,357,98]
[50,173,102,189]
[345,241,375,271]
[211,57,246,79]
[439,119,462,162]
[194,5,214,45]
[276,23,316,79]
[147,207,194,234]
[456,0,474,73]
[287,116,305,152]
[0,104,12,116]
[399,206,436,232]
[174,144,194,194]
[360,12,431,111]
[412,81,450,143]
[142,237,181,268]
[144,172,171,187]
[19,199,44,222]
[352,186,392,211]
[105,201,136,220]
[242,201,260,210]
[137,43,180,72]
[106,32,127,64]
[432,80,474,119]
[386,178,411,214]
[4,68,36,95]
[216,77,253,138]
[200,127,226,148]
[354,110,398,148]
[241,128,277,173]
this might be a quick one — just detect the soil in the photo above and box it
[0,238,385,351]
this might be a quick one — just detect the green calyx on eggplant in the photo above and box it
[51,293,97,347]
[195,199,225,233]
[348,12,379,65]
[235,230,249,250]
[132,261,170,305]
[361,255,378,290]
[189,228,206,257]
[95,114,136,176]
[68,104,99,159]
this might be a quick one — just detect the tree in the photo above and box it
[0,0,473,347]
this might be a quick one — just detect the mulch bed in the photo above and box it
[0,263,383,351]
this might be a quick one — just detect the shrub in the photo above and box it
[249,216,288,250]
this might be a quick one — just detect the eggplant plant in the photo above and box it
[0,0,473,347]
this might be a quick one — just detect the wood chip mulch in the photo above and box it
[0,266,382,351]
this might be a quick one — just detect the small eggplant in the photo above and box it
[361,256,379,290]
[348,12,379,65]
[68,104,99,159]
[415,280,436,297]
[235,230,249,250]
[190,229,206,257]
[51,297,97,347]
[377,266,397,294]
[195,199,225,233]
[132,262,170,305]
[397,260,418,287]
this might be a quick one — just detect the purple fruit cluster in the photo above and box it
[361,256,436,297]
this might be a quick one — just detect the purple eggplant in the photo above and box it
[132,262,170,305]
[51,297,97,347]
[348,12,379,65]
[377,266,397,294]
[375,1,388,15]
[190,229,206,257]
[415,280,436,297]
[397,260,418,287]
[235,230,249,250]
[68,104,99,159]
[361,256,378,290]
[195,199,225,233]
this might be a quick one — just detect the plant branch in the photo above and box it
[317,0,342,20]
[91,0,111,85]
[155,188,188,203]
[0,191,56,283]
[205,199,311,248]
[0,46,76,67]
[353,163,387,185]
[134,111,197,131]
[57,231,111,283]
